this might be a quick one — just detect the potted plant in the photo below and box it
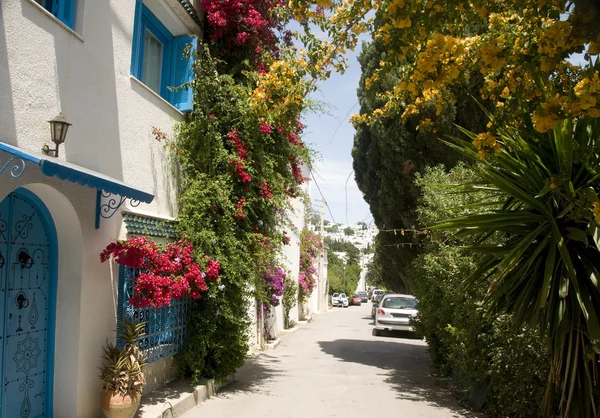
[99,319,146,418]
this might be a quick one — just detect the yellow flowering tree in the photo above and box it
[281,0,599,133]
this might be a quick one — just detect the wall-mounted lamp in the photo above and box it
[42,113,72,158]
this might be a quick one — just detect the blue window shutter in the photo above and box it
[56,0,76,29]
[130,0,144,78]
[170,36,196,112]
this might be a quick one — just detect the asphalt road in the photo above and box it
[183,303,479,418]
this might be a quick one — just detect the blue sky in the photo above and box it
[303,42,372,225]
[300,47,590,226]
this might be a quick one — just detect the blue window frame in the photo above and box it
[36,0,76,29]
[117,266,190,363]
[131,1,196,112]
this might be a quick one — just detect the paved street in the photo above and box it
[183,303,479,418]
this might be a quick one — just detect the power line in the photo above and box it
[320,102,359,149]
[345,170,353,225]
[310,170,336,224]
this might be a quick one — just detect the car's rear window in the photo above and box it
[382,297,418,309]
[332,293,339,297]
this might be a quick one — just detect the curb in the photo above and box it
[137,375,234,418]
[281,326,298,334]
[264,338,281,350]
[297,315,312,325]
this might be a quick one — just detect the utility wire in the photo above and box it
[345,170,353,225]
[320,102,359,149]
[310,170,336,224]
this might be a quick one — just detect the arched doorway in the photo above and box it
[0,188,57,417]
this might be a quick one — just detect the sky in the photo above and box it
[300,44,589,227]
[302,41,373,226]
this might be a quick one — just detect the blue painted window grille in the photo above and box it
[117,265,190,363]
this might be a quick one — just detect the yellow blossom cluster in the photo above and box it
[532,94,567,133]
[572,74,600,118]
[300,0,600,136]
[250,58,309,119]
[472,132,501,159]
[415,34,468,84]
[593,202,600,222]
[478,37,506,73]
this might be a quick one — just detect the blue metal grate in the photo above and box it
[117,266,190,363]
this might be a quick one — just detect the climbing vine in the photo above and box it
[298,228,323,304]
[169,37,315,380]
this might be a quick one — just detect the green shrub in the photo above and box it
[282,276,298,329]
[407,164,551,417]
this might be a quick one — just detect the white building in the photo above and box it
[1,1,321,416]
[1,1,202,416]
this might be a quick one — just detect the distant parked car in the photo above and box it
[338,293,349,308]
[373,294,419,336]
[370,292,387,319]
[331,293,340,306]
[357,291,368,303]
[349,295,362,306]
[371,289,385,301]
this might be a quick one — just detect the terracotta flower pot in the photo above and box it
[100,390,141,418]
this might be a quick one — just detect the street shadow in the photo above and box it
[318,339,482,417]
[217,354,284,396]
[137,379,198,416]
[376,329,423,340]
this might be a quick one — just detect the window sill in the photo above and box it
[130,76,184,117]
[25,0,84,42]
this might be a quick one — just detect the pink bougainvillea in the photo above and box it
[290,157,307,185]
[228,129,248,160]
[201,0,282,64]
[235,198,247,219]
[298,229,323,302]
[259,181,273,199]
[259,123,273,135]
[100,237,220,308]
[229,159,253,183]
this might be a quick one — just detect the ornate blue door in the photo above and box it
[0,190,55,418]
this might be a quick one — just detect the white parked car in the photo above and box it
[373,294,418,336]
[338,293,349,308]
[331,293,340,306]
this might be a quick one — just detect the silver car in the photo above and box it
[373,294,418,336]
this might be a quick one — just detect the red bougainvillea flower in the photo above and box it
[229,158,252,183]
[290,158,306,185]
[259,181,273,199]
[235,198,247,219]
[259,123,273,134]
[201,0,281,66]
[227,129,249,160]
[100,237,219,308]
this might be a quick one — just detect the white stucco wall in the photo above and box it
[1,0,200,416]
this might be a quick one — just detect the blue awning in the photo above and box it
[0,141,154,204]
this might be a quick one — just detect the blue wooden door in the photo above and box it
[0,191,55,418]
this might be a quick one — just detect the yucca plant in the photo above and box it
[99,319,147,399]
[432,116,600,417]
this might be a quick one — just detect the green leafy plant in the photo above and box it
[171,43,312,381]
[407,164,550,416]
[433,116,600,417]
[282,276,298,329]
[99,319,146,399]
